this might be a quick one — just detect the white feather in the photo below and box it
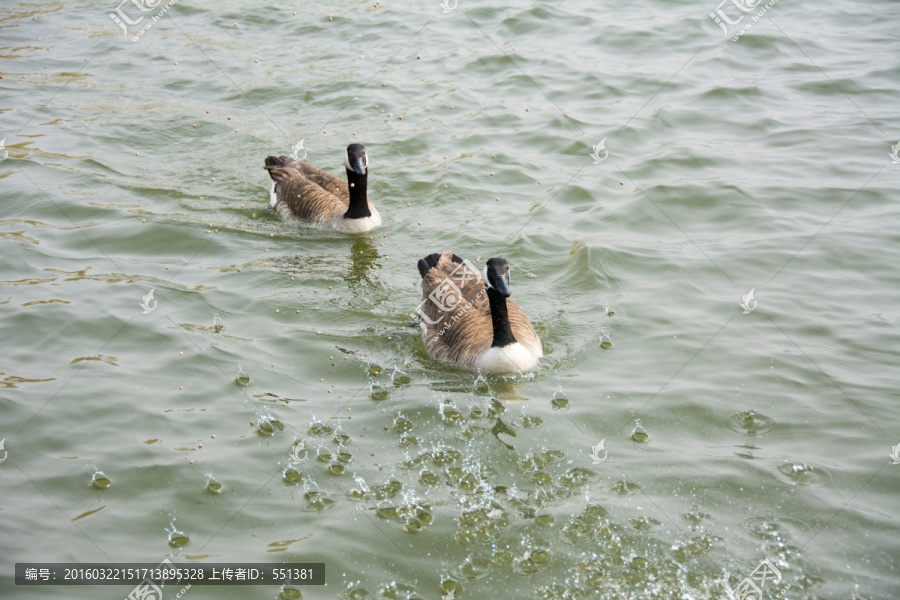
[331,208,382,233]
[269,181,277,208]
[476,343,539,373]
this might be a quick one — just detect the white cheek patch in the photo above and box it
[269,181,277,207]
[482,266,492,288]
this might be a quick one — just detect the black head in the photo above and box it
[483,257,511,297]
[344,143,368,175]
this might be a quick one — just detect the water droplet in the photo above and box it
[256,416,284,436]
[726,410,778,436]
[283,467,304,485]
[235,366,251,386]
[473,374,490,394]
[279,585,302,599]
[370,383,389,401]
[391,369,411,386]
[205,477,222,494]
[91,471,111,489]
[308,419,334,436]
[551,388,569,409]
[630,422,649,443]
[392,416,414,434]
[513,416,544,429]
[419,471,440,485]
[168,529,190,547]
[776,462,833,487]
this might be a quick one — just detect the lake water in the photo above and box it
[1,1,898,598]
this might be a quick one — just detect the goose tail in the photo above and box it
[417,252,464,278]
[263,156,295,208]
[263,155,294,181]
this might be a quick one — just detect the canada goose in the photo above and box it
[263,143,382,233]
[416,251,542,373]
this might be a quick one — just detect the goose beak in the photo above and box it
[346,144,368,175]
[493,272,511,297]
[485,258,512,297]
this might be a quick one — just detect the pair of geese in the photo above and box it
[264,144,542,373]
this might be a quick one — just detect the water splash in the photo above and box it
[352,474,370,494]
[204,473,223,494]
[370,381,389,401]
[235,365,251,386]
[255,413,285,436]
[551,384,569,409]
[90,470,111,489]
[166,517,189,548]
[473,371,490,394]
[391,367,411,386]
[599,333,613,349]
[630,420,649,443]
[308,415,334,436]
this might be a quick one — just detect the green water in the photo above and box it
[2,1,899,598]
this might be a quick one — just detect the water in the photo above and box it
[2,1,899,598]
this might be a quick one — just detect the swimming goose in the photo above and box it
[417,251,542,373]
[263,143,382,233]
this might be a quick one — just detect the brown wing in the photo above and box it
[288,160,348,197]
[264,156,348,224]
[419,251,493,369]
[507,302,543,358]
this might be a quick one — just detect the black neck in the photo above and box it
[344,168,371,219]
[487,287,517,348]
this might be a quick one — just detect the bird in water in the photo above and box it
[416,251,542,373]
[263,143,381,233]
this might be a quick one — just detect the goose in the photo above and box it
[263,143,382,233]
[416,251,542,373]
